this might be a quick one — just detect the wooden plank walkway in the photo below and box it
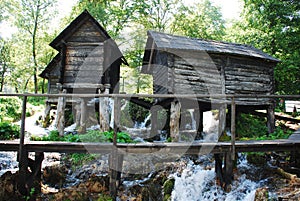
[1,130,300,155]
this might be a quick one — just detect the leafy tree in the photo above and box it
[8,0,57,93]
[171,0,226,40]
[68,0,149,39]
[226,0,300,94]
[0,40,11,92]
[139,0,180,32]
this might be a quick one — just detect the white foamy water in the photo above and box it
[171,160,259,201]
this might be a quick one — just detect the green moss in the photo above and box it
[163,178,175,196]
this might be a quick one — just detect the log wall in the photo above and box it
[62,20,105,89]
[153,50,275,106]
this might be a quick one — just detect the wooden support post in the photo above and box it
[231,98,236,161]
[56,89,66,136]
[195,108,203,139]
[150,105,159,141]
[79,98,87,133]
[99,86,110,132]
[42,102,51,128]
[18,95,28,195]
[170,101,181,142]
[218,104,226,138]
[224,152,233,189]
[267,103,275,134]
[109,97,121,200]
[75,101,81,128]
[214,154,224,186]
[32,152,44,195]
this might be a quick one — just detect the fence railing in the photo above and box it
[0,93,299,160]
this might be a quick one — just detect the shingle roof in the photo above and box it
[144,31,280,63]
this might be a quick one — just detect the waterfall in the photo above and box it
[139,113,151,129]
[171,156,262,201]
[187,109,197,130]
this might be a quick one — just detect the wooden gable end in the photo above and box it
[66,20,106,43]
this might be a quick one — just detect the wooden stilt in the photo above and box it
[214,153,224,186]
[170,101,181,142]
[75,101,81,128]
[42,102,51,128]
[99,86,110,132]
[79,98,87,133]
[195,108,203,139]
[56,89,66,136]
[218,104,226,138]
[224,152,233,189]
[267,103,275,134]
[150,105,159,141]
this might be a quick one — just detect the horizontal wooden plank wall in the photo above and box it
[225,56,274,105]
[64,44,103,85]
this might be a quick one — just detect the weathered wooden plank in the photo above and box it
[68,36,104,43]
[64,70,102,77]
[225,75,271,84]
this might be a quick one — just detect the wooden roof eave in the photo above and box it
[39,53,61,79]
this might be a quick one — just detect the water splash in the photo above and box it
[171,158,260,201]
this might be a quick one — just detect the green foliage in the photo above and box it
[236,114,268,139]
[128,101,150,124]
[227,0,300,95]
[97,194,113,201]
[0,97,22,121]
[0,121,20,140]
[27,96,45,106]
[31,129,133,143]
[171,0,225,40]
[237,114,293,141]
[68,153,97,167]
[255,127,293,140]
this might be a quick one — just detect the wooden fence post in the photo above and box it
[109,96,121,200]
[18,95,28,195]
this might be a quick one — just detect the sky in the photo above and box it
[0,0,243,39]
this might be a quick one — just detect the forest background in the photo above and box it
[0,0,299,96]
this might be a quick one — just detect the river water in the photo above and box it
[0,108,281,200]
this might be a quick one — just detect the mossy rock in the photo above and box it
[163,178,175,199]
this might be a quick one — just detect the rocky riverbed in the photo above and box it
[1,151,300,201]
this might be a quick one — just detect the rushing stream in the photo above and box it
[0,105,287,200]
[171,156,260,201]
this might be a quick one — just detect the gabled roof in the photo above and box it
[49,10,127,65]
[39,53,61,79]
[50,10,110,50]
[143,31,280,68]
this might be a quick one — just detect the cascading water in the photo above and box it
[171,155,266,201]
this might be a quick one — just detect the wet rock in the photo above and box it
[255,187,269,201]
[0,171,22,201]
[42,164,67,187]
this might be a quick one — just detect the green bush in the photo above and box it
[0,97,22,121]
[0,122,20,140]
[236,113,268,139]
[31,129,133,143]
[27,96,45,106]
